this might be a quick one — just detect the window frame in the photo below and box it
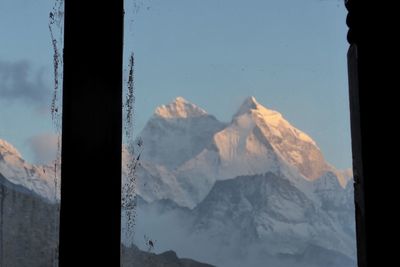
[58,1,369,266]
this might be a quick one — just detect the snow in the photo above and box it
[1,95,356,267]
[139,98,226,170]
[0,96,349,207]
[131,172,356,267]
[0,139,23,158]
[173,96,334,204]
[0,138,59,202]
[122,96,349,207]
[238,97,316,145]
[154,96,208,119]
[123,96,355,266]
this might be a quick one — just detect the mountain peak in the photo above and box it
[239,96,259,111]
[174,96,187,103]
[0,139,22,158]
[154,97,208,119]
[234,96,280,120]
[243,96,259,108]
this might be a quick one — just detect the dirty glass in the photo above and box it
[0,0,63,266]
[120,0,357,267]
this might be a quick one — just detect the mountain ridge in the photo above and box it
[0,96,356,267]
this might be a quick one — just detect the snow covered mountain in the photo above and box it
[139,97,226,169]
[132,171,355,267]
[134,96,349,206]
[180,96,335,180]
[0,96,356,267]
[0,139,58,202]
[127,96,356,267]
[2,96,346,207]
[193,172,355,260]
[0,140,215,267]
[0,96,350,207]
[122,97,225,207]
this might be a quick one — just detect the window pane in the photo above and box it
[0,0,63,266]
[122,1,356,267]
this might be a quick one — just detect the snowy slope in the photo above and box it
[139,97,226,169]
[0,139,58,202]
[179,96,332,179]
[121,96,352,207]
[1,96,351,209]
[312,171,356,237]
[1,94,356,266]
[126,96,356,266]
[133,172,356,267]
[132,172,356,267]
[122,146,191,207]
[192,172,355,256]
[131,97,227,206]
[174,97,339,204]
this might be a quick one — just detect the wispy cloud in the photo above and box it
[0,60,51,108]
[26,133,58,164]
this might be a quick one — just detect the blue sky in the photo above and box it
[0,0,56,163]
[0,0,351,169]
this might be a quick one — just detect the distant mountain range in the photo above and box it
[0,96,356,267]
[0,165,213,267]
[124,96,356,267]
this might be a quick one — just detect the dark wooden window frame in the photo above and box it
[59,1,123,266]
[58,0,371,266]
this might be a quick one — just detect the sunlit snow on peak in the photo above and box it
[0,139,23,158]
[235,96,281,122]
[154,96,208,119]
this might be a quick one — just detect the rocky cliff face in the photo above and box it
[0,173,58,267]
[122,244,215,267]
[0,173,214,267]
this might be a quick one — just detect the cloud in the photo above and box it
[0,60,51,107]
[26,133,59,164]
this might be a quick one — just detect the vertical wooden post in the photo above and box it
[346,1,369,265]
[348,43,368,267]
[59,1,123,266]
[346,0,388,266]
